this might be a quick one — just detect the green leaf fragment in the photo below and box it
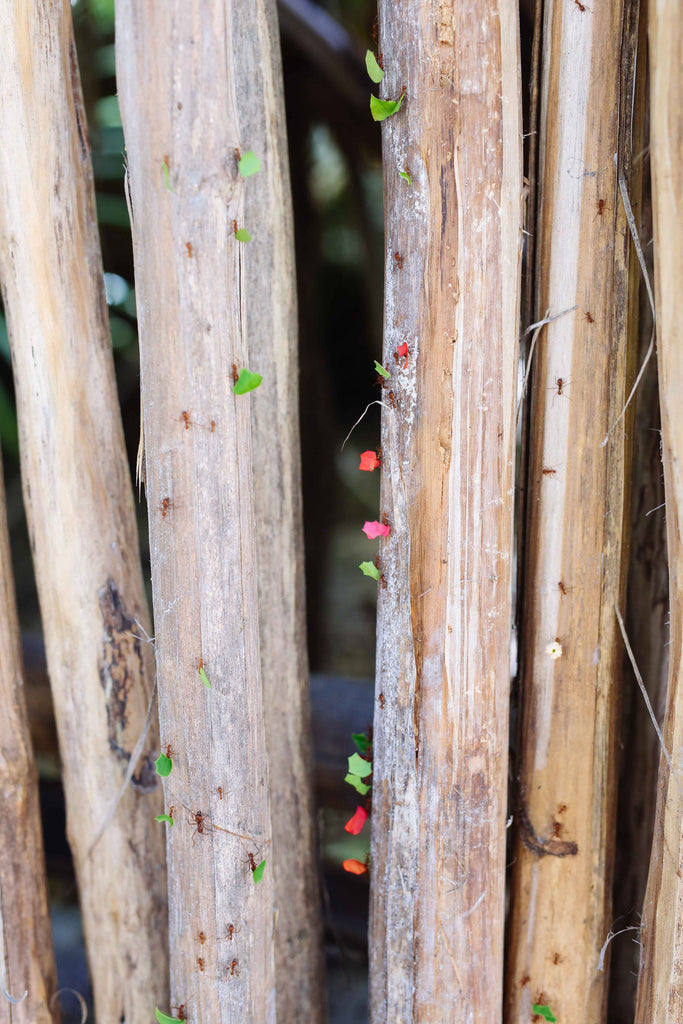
[234,227,251,242]
[370,93,404,122]
[161,160,172,191]
[348,753,373,778]
[365,50,385,84]
[399,170,412,184]
[359,560,380,580]
[154,814,174,826]
[238,150,261,177]
[532,1007,557,1023]
[352,732,371,754]
[199,666,212,689]
[154,753,172,777]
[374,360,390,379]
[155,1008,181,1024]
[233,368,263,395]
[252,858,267,884]
[345,773,370,796]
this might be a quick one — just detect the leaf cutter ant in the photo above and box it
[595,197,606,217]
[197,931,206,945]
[196,957,205,973]
[584,310,594,324]
[171,1005,186,1021]
[224,922,239,942]
[394,252,404,269]
[542,467,557,477]
[180,410,192,430]
[227,959,240,978]
[185,242,194,258]
[574,0,587,10]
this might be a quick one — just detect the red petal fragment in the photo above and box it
[363,520,391,539]
[396,343,409,368]
[359,450,381,472]
[342,858,368,875]
[344,806,369,835]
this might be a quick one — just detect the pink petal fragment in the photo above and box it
[342,858,368,875]
[363,520,391,539]
[344,806,369,835]
[359,450,381,472]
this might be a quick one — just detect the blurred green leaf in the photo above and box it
[344,773,370,796]
[95,95,122,128]
[352,732,371,754]
[238,151,261,177]
[155,753,172,777]
[234,227,251,242]
[370,94,403,122]
[199,666,212,689]
[348,753,372,778]
[365,50,385,83]
[252,859,266,884]
[374,360,390,379]
[359,560,380,580]
[233,369,262,395]
[154,814,174,826]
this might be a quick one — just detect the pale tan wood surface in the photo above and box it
[634,0,683,1018]
[505,2,638,1021]
[0,461,57,1024]
[0,3,167,1021]
[368,2,523,1021]
[115,2,309,1019]
[233,2,326,1018]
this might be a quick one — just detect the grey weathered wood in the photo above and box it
[0,3,168,1022]
[368,2,523,1020]
[634,0,683,1018]
[0,462,57,1024]
[233,1,326,1017]
[116,1,321,1020]
[505,2,638,1020]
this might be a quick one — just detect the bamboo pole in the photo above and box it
[368,2,523,1020]
[0,4,168,1022]
[0,458,57,1024]
[505,2,639,1021]
[115,2,318,1019]
[633,0,683,1018]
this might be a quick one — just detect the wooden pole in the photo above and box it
[634,0,683,1018]
[116,1,321,1019]
[505,2,639,1020]
[0,4,168,1021]
[368,1,523,1020]
[0,457,58,1024]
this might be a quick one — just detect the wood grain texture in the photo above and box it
[505,2,637,1021]
[232,2,326,1018]
[0,462,57,1024]
[115,2,311,1020]
[634,0,683,1018]
[368,2,523,1021]
[0,3,167,1022]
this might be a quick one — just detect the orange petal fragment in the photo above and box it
[344,806,369,835]
[342,858,368,875]
[362,520,391,539]
[359,450,381,472]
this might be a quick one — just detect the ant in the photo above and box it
[210,420,216,433]
[377,52,384,70]
[394,252,404,269]
[380,573,387,590]
[371,16,378,41]
[188,808,213,841]
[227,959,240,978]
[550,377,570,403]
[171,1005,186,1021]
[552,951,563,965]
[217,786,223,800]
[378,693,385,709]
[180,411,191,430]
[165,743,173,759]
[231,363,240,383]
[574,0,586,10]
[584,310,594,323]
[234,147,241,163]
[557,803,568,814]
[595,197,606,217]
[542,467,557,477]
[246,851,258,873]
[225,923,239,941]
[197,931,206,945]
[168,805,175,819]
[551,820,564,838]
[387,390,397,409]
[558,580,572,597]
[185,242,194,258]
[196,957,205,973]
[156,497,173,518]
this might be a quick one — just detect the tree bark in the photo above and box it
[368,2,522,1021]
[634,0,683,1018]
[116,2,321,1020]
[0,458,58,1024]
[505,2,639,1021]
[0,4,168,1023]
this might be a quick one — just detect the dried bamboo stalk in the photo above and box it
[0,460,57,1024]
[633,0,683,1018]
[0,3,168,1021]
[505,2,638,1020]
[368,2,523,1020]
[116,2,307,1019]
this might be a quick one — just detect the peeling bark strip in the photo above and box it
[634,0,683,1018]
[369,2,522,1022]
[115,2,306,1020]
[0,466,57,1024]
[0,3,167,1023]
[505,1,638,1021]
